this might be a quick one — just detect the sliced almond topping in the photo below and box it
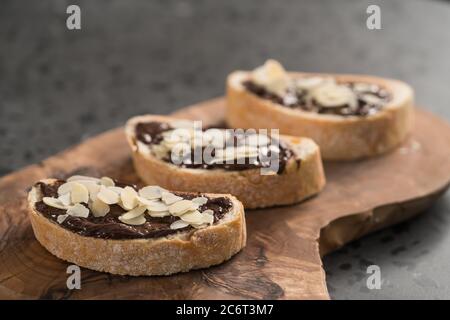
[147,210,171,218]
[147,200,169,212]
[170,219,190,230]
[191,223,207,229]
[139,186,164,200]
[67,203,89,218]
[179,210,203,224]
[71,182,89,204]
[100,176,115,187]
[161,192,183,205]
[108,186,124,194]
[58,192,72,206]
[119,205,147,220]
[192,197,208,205]
[89,198,110,217]
[57,182,75,195]
[97,186,120,205]
[312,84,356,108]
[202,209,214,216]
[169,200,198,215]
[43,197,68,210]
[67,175,100,183]
[120,186,139,210]
[201,212,214,225]
[118,214,146,226]
[57,214,69,224]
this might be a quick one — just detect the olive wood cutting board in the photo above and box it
[1,98,450,300]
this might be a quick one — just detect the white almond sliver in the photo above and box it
[118,214,146,226]
[120,205,147,220]
[192,197,208,205]
[137,196,158,206]
[201,212,214,225]
[120,186,139,210]
[147,201,169,212]
[67,203,90,218]
[97,186,120,204]
[89,198,110,217]
[179,210,203,224]
[100,176,115,187]
[147,210,171,218]
[71,182,89,204]
[108,186,124,194]
[57,182,75,195]
[169,200,197,215]
[43,197,68,210]
[139,186,165,200]
[170,219,190,230]
[161,192,183,205]
[58,192,72,206]
[57,214,69,224]
[67,175,101,183]
[191,223,208,229]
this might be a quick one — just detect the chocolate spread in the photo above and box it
[135,122,295,174]
[243,80,391,117]
[34,181,233,240]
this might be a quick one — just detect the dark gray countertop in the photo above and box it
[1,0,449,299]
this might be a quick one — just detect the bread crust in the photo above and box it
[125,115,326,209]
[226,71,415,160]
[27,179,246,276]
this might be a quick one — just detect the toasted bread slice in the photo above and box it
[28,178,246,276]
[227,67,414,160]
[125,115,326,209]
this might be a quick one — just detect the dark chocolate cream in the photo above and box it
[243,80,391,117]
[135,122,296,174]
[34,180,233,240]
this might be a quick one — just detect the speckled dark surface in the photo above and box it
[1,0,450,299]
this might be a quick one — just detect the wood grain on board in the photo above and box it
[0,98,450,299]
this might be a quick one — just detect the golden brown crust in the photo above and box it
[226,71,415,160]
[125,115,326,209]
[27,179,246,276]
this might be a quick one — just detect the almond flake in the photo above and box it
[136,196,158,206]
[139,186,164,200]
[108,186,124,194]
[192,197,208,205]
[169,200,198,215]
[67,203,89,218]
[170,219,190,230]
[118,214,146,226]
[202,209,214,215]
[58,193,72,206]
[147,200,169,212]
[147,210,171,218]
[89,198,110,217]
[120,186,139,210]
[97,186,120,205]
[201,212,214,225]
[100,176,115,187]
[43,197,68,210]
[119,205,147,220]
[57,214,69,224]
[57,182,75,195]
[71,182,89,204]
[67,175,100,183]
[179,210,203,224]
[161,192,183,205]
[191,223,207,229]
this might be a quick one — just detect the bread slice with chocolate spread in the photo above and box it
[226,60,414,160]
[125,115,326,209]
[28,176,246,276]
